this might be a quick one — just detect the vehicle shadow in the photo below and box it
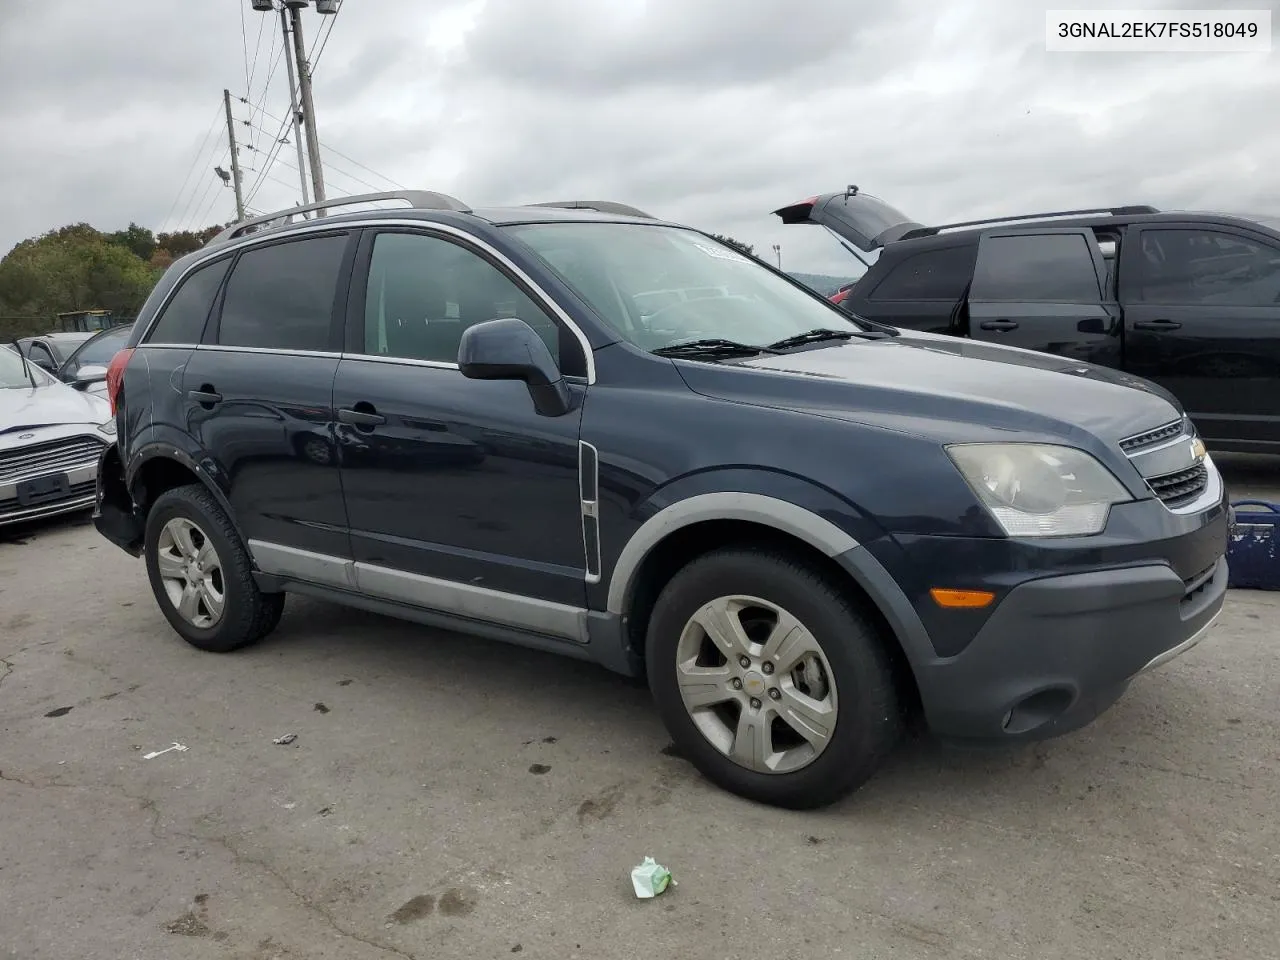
[252,593,1242,821]
[0,508,94,546]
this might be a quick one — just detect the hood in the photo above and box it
[674,330,1182,448]
[0,381,110,435]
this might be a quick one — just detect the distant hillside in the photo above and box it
[786,271,856,297]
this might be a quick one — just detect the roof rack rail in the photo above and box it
[897,205,1160,241]
[209,190,472,245]
[526,200,656,219]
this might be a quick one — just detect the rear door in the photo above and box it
[182,230,356,564]
[966,228,1121,367]
[1120,223,1280,450]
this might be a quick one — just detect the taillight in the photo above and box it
[105,347,134,416]
[830,288,850,305]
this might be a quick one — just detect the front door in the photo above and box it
[966,227,1122,369]
[183,230,355,564]
[1120,223,1280,450]
[334,227,588,615]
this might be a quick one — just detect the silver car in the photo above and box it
[1,346,116,526]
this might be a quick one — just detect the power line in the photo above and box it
[163,100,224,231]
[244,7,268,99]
[244,107,406,191]
[239,0,251,99]
[192,149,233,231]
[185,148,229,233]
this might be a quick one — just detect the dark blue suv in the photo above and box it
[93,191,1229,809]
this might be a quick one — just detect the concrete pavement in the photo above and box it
[1,462,1278,960]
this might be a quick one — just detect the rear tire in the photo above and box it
[647,547,902,809]
[144,484,285,653]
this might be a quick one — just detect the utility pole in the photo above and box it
[288,3,326,204]
[279,5,311,206]
[772,243,782,270]
[222,88,247,221]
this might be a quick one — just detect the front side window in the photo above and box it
[361,231,563,367]
[504,222,863,352]
[147,258,231,345]
[971,233,1102,302]
[218,234,348,351]
[1137,229,1280,306]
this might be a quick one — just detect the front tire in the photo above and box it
[647,547,902,809]
[144,484,284,653]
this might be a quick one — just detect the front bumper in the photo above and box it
[913,555,1227,742]
[0,432,105,527]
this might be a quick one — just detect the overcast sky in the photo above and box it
[1,0,1277,277]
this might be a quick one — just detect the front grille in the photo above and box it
[1119,418,1186,454]
[0,436,105,485]
[1147,462,1209,508]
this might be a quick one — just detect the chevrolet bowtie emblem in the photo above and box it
[1191,438,1206,459]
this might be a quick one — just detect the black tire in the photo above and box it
[144,483,285,653]
[647,547,902,810]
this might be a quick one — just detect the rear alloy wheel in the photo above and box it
[648,548,902,809]
[144,483,285,653]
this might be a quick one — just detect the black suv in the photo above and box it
[775,187,1280,454]
[94,190,1228,809]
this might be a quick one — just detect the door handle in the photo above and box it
[187,386,222,406]
[979,320,1019,332]
[1133,319,1182,331]
[338,405,386,427]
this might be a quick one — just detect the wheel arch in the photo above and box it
[608,495,924,715]
[126,444,242,545]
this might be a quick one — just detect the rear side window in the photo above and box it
[972,233,1102,302]
[147,258,230,344]
[868,246,974,301]
[217,234,348,351]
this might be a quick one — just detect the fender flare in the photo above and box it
[604,492,860,616]
[126,439,240,540]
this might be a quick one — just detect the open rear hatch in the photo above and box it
[772,185,924,253]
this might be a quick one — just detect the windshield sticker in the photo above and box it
[692,241,751,264]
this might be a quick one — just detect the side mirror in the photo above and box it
[70,364,109,389]
[31,357,56,374]
[457,317,572,417]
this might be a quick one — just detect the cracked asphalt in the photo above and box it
[1,455,1278,960]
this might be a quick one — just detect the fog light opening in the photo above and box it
[1003,687,1075,735]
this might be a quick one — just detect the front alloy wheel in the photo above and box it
[675,595,837,774]
[647,548,902,809]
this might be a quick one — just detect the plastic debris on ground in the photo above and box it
[272,733,298,745]
[630,856,674,898]
[142,743,188,760]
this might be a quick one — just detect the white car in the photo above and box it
[1,346,116,526]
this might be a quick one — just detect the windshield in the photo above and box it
[0,345,53,389]
[504,222,865,352]
[71,326,131,367]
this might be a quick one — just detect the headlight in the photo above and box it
[97,419,117,436]
[946,443,1132,537]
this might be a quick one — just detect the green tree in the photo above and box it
[155,224,224,259]
[709,233,754,257]
[0,223,160,320]
[107,222,157,262]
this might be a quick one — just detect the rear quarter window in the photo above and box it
[867,245,975,301]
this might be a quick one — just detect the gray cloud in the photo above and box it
[1,0,1278,285]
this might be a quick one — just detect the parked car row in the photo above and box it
[87,190,1227,810]
[774,186,1280,455]
[5,323,134,397]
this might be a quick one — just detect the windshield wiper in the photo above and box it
[652,338,779,359]
[9,339,37,388]
[768,327,899,352]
